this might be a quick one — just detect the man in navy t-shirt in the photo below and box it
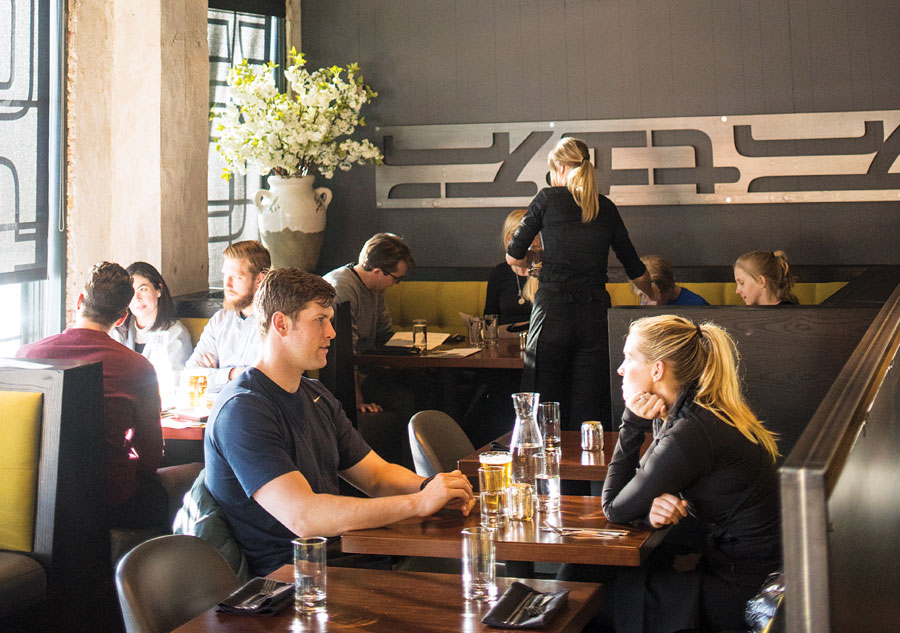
[204,268,474,575]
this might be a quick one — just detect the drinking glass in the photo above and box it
[480,490,505,528]
[532,451,561,512]
[506,483,534,521]
[518,330,528,351]
[482,314,499,346]
[293,537,327,613]
[478,464,507,527]
[538,402,561,451]
[412,319,428,352]
[581,420,604,451]
[467,317,484,348]
[478,452,512,489]
[461,527,497,601]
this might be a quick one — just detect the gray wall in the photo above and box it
[302,0,900,275]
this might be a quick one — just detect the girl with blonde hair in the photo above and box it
[734,249,798,305]
[602,314,780,633]
[634,254,709,306]
[484,209,539,323]
[506,137,655,429]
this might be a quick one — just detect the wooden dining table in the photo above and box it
[354,338,524,370]
[341,495,664,567]
[161,418,206,441]
[172,565,602,633]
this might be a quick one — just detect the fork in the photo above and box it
[523,593,555,618]
[541,520,628,537]
[234,579,279,610]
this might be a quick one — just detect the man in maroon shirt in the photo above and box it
[17,262,167,528]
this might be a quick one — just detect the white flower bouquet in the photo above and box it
[212,49,383,179]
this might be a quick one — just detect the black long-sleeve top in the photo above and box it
[484,263,532,325]
[602,386,780,570]
[507,187,646,291]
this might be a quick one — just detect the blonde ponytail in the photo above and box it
[629,315,779,461]
[522,276,539,303]
[548,137,599,223]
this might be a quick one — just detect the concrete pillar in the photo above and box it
[66,0,209,310]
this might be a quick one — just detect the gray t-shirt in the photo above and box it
[323,264,393,352]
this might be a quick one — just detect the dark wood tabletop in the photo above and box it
[172,565,602,633]
[354,338,525,369]
[458,430,650,482]
[341,495,663,567]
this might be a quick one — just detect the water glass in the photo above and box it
[412,319,428,352]
[461,527,497,601]
[532,451,561,513]
[293,537,327,613]
[518,330,528,351]
[538,402,561,451]
[482,314,499,346]
[581,420,604,451]
[480,490,506,527]
[506,483,534,521]
[467,317,484,348]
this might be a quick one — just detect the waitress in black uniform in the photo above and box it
[506,137,655,430]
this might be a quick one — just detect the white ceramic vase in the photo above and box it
[254,175,333,271]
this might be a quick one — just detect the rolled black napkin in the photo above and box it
[482,581,569,629]
[217,577,294,616]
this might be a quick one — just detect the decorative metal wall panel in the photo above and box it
[375,111,900,209]
[207,9,276,285]
[0,0,49,285]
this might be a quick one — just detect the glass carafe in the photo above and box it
[509,392,543,487]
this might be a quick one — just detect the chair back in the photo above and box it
[115,534,240,633]
[320,300,357,426]
[408,410,475,476]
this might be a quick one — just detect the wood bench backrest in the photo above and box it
[607,306,879,459]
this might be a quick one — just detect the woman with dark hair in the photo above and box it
[114,261,192,406]
[602,314,780,633]
[506,136,656,429]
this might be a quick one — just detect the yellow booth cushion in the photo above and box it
[0,391,43,552]
[180,280,848,343]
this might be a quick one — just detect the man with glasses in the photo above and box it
[324,233,415,416]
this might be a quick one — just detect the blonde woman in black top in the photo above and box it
[506,137,655,429]
[603,314,780,633]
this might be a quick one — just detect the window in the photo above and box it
[207,6,283,287]
[0,0,64,348]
